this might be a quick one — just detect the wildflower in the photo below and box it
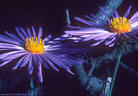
[65,6,138,47]
[0,26,84,82]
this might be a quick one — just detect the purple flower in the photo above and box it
[0,26,84,83]
[65,6,138,47]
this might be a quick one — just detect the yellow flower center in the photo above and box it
[108,17,132,34]
[25,37,45,54]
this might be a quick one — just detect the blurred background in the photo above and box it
[0,0,137,96]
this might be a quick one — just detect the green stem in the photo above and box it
[109,49,122,96]
[30,77,34,96]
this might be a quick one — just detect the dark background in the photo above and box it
[0,0,138,96]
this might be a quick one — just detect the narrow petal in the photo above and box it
[108,36,120,47]
[114,10,119,18]
[0,43,24,50]
[82,32,109,41]
[44,34,52,42]
[0,34,21,45]
[90,40,105,46]
[100,7,110,21]
[41,54,59,71]
[75,17,104,27]
[109,41,116,47]
[20,54,31,67]
[130,11,138,21]
[2,52,27,61]
[93,33,115,40]
[90,14,107,24]
[127,32,137,39]
[131,21,138,28]
[65,28,109,36]
[12,55,27,70]
[5,31,23,44]
[0,51,23,59]
[123,33,129,39]
[36,55,49,69]
[27,28,32,37]
[38,62,43,83]
[60,55,84,66]
[0,60,12,67]
[124,6,132,18]
[19,27,28,38]
[74,17,93,26]
[38,27,43,42]
[28,55,33,75]
[15,27,25,41]
[111,10,115,18]
[67,69,74,75]
[105,36,117,45]
[67,25,82,29]
[46,52,70,70]
[32,26,36,39]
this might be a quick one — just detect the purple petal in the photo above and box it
[131,21,138,28]
[41,54,59,71]
[60,55,84,66]
[105,36,117,45]
[130,11,138,21]
[111,10,115,18]
[32,26,36,39]
[0,51,23,59]
[38,27,43,42]
[90,14,107,24]
[83,33,105,41]
[93,33,115,40]
[38,62,43,83]
[0,43,24,50]
[12,55,27,70]
[123,33,129,39]
[114,10,119,17]
[100,7,110,21]
[19,27,28,38]
[28,55,33,75]
[127,33,137,39]
[0,34,21,45]
[5,31,23,44]
[109,41,116,47]
[75,17,104,27]
[44,34,52,42]
[67,25,82,29]
[108,36,120,47]
[124,6,132,18]
[37,55,49,69]
[84,15,95,21]
[27,28,32,37]
[46,52,70,70]
[0,60,12,67]
[65,28,107,36]
[90,40,105,46]
[2,52,27,61]
[20,54,31,67]
[67,69,74,75]
[74,17,93,26]
[15,27,25,41]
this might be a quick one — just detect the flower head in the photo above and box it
[65,6,138,47]
[0,26,84,82]
[108,17,132,34]
[25,37,45,54]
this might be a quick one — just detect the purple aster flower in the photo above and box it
[0,26,84,83]
[65,6,138,47]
